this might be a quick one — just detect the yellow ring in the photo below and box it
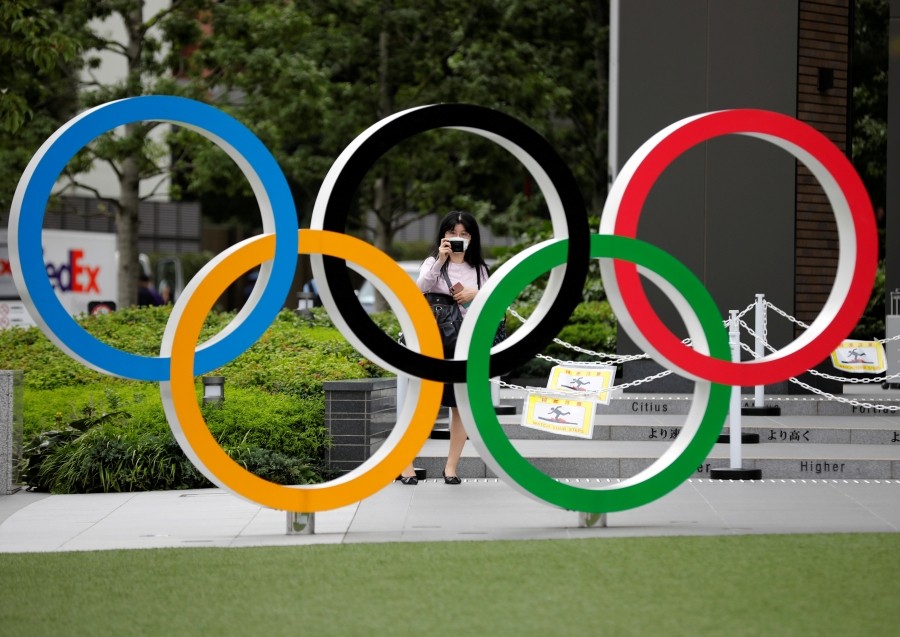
[163,229,443,512]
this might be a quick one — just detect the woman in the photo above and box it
[399,210,490,485]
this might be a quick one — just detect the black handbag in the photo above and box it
[397,267,463,355]
[397,262,505,354]
[423,291,463,357]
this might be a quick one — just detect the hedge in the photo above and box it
[0,306,390,493]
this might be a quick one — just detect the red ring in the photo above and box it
[609,110,877,386]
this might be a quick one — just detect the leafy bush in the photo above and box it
[0,325,110,391]
[20,387,332,493]
[28,425,328,494]
[505,300,618,380]
[26,426,207,493]
[0,305,230,390]
[200,388,329,457]
[0,307,391,394]
[20,385,156,438]
[231,446,327,487]
[3,291,620,492]
[20,401,134,491]
[851,261,885,341]
[484,218,619,379]
[0,307,391,493]
[296,283,619,384]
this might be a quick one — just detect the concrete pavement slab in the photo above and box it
[1,478,898,553]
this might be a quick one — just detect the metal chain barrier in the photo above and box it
[491,368,689,396]
[507,297,900,409]
[535,351,646,366]
[509,304,740,365]
[735,332,900,412]
[739,317,900,384]
[765,301,811,330]
[502,298,765,393]
[766,300,900,345]
[508,307,650,363]
[807,369,900,384]
[734,300,757,322]
[738,320,774,354]
[786,376,900,412]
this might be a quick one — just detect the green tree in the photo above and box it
[0,0,214,306]
[168,1,333,225]
[2,0,210,308]
[57,0,209,308]
[0,0,80,215]
[179,0,609,255]
[851,0,888,329]
[852,0,888,218]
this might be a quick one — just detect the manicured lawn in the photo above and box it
[1,533,898,636]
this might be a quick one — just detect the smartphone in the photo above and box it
[450,282,464,294]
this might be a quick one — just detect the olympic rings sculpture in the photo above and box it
[8,96,877,515]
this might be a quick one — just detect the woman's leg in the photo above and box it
[444,407,467,477]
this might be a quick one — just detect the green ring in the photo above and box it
[460,234,731,512]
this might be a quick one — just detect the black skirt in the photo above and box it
[442,382,457,408]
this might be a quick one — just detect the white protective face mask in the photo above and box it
[459,238,470,253]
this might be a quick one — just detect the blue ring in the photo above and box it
[11,96,298,380]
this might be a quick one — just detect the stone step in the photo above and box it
[432,413,900,445]
[407,439,900,481]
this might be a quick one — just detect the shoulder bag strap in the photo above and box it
[440,264,456,299]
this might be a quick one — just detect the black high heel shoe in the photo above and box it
[397,475,418,485]
[442,470,461,485]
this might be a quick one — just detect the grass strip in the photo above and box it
[1,533,898,636]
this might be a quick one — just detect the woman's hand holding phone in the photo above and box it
[450,281,475,304]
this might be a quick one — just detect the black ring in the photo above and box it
[314,104,589,383]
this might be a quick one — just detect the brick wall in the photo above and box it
[795,0,851,329]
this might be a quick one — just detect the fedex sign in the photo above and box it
[46,248,103,294]
[0,229,117,319]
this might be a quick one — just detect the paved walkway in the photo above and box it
[4,386,898,553]
[1,477,898,553]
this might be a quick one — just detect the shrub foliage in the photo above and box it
[2,299,617,492]
[1,306,389,493]
[505,300,617,379]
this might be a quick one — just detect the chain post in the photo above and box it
[729,311,742,469]
[754,294,765,408]
[711,312,762,480]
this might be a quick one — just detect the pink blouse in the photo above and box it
[417,257,488,317]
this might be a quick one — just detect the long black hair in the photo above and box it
[430,210,489,276]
